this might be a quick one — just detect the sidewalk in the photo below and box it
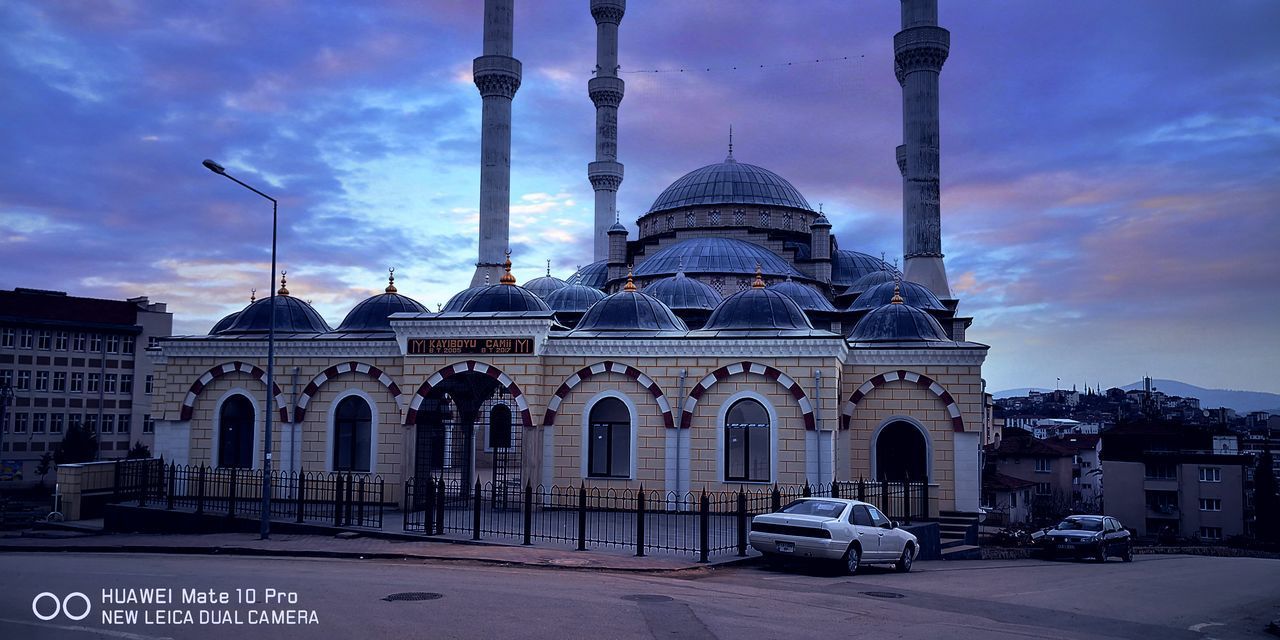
[0,529,748,573]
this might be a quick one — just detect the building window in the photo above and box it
[1144,463,1176,480]
[1199,498,1221,512]
[737,278,749,291]
[218,394,255,468]
[89,334,102,352]
[0,328,13,348]
[106,335,120,354]
[1199,467,1221,483]
[70,372,84,393]
[1199,527,1222,541]
[709,210,720,225]
[104,374,118,394]
[52,371,66,392]
[665,214,674,231]
[37,330,52,350]
[118,415,130,434]
[50,414,64,434]
[14,414,27,433]
[1035,482,1052,496]
[732,209,745,225]
[83,413,97,432]
[333,396,372,473]
[148,336,160,348]
[121,374,133,394]
[487,404,512,451]
[1009,491,1018,508]
[72,333,86,351]
[35,371,49,392]
[102,414,115,434]
[0,370,10,388]
[33,413,46,433]
[710,277,724,295]
[725,398,770,482]
[16,370,30,391]
[54,331,68,351]
[88,373,100,393]
[19,329,33,349]
[587,397,630,478]
[783,211,794,230]
[123,336,135,353]
[145,375,154,395]
[685,211,696,227]
[143,415,155,434]
[1035,457,1051,473]
[759,210,770,226]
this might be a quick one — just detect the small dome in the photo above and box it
[703,285,814,331]
[648,160,813,214]
[848,280,946,312]
[608,220,628,234]
[337,292,428,332]
[460,284,551,313]
[845,269,898,296]
[832,250,891,288]
[633,237,804,280]
[572,289,688,332]
[566,260,608,290]
[441,285,487,312]
[223,295,331,334]
[523,275,569,299]
[768,279,837,312]
[210,310,241,334]
[642,272,722,311]
[848,302,951,343]
[545,284,606,312]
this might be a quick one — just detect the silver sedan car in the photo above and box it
[748,497,920,574]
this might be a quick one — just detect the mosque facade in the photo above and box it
[149,0,991,519]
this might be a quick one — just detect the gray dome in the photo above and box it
[648,159,813,214]
[545,284,606,312]
[337,292,428,332]
[832,250,892,288]
[566,260,608,290]
[845,269,898,296]
[633,237,804,280]
[848,302,951,343]
[848,280,946,312]
[572,289,688,332]
[523,275,569,299]
[703,286,813,331]
[223,295,331,334]
[642,272,722,311]
[768,279,837,312]
[460,284,551,313]
[210,310,241,334]
[441,285,487,312]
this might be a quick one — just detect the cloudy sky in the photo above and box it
[2,1,1277,393]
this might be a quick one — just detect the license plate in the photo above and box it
[776,541,795,553]
[1059,543,1076,548]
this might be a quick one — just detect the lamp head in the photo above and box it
[202,159,226,174]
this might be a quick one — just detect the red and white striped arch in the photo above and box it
[179,361,288,423]
[840,370,964,432]
[293,361,404,423]
[682,361,816,430]
[543,361,674,429]
[403,360,533,429]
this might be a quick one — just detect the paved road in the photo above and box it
[0,552,1276,639]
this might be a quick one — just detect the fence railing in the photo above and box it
[404,477,930,560]
[113,459,385,529]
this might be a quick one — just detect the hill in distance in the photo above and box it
[993,379,1280,415]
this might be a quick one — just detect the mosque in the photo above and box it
[150,0,992,521]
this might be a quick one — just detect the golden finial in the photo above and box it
[250,289,256,303]
[385,267,397,293]
[891,276,904,304]
[752,263,765,289]
[277,271,289,296]
[624,266,637,292]
[499,250,517,285]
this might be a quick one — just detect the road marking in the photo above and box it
[0,618,174,640]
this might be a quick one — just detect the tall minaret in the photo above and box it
[895,0,951,299]
[471,0,522,287]
[588,0,626,262]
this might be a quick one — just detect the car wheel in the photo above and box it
[1121,543,1133,563]
[842,545,861,576]
[1095,544,1107,563]
[895,545,914,573]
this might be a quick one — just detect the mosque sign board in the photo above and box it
[408,337,534,356]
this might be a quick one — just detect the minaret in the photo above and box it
[471,0,522,287]
[895,0,951,299]
[588,0,626,262]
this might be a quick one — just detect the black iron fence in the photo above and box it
[113,459,385,529]
[404,477,930,560]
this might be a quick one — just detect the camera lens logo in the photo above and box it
[32,592,91,621]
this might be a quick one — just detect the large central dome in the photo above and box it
[647,159,813,214]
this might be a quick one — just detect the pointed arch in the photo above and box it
[681,361,815,430]
[294,361,404,422]
[840,369,964,431]
[543,361,674,429]
[180,361,288,423]
[403,360,533,429]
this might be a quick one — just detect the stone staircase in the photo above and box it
[938,510,981,560]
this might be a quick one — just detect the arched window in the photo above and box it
[334,396,372,473]
[725,399,769,482]
[587,397,630,478]
[218,394,255,469]
[489,404,512,450]
[876,420,928,482]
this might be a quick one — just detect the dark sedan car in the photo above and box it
[1036,515,1132,562]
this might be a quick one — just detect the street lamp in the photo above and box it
[0,382,13,472]
[203,158,278,540]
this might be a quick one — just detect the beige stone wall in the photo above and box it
[687,373,806,489]
[548,371,665,490]
[297,370,405,486]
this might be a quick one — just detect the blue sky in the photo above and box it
[1,1,1277,393]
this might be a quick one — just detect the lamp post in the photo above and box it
[0,382,13,472]
[203,158,277,540]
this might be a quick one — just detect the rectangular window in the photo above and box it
[1145,463,1177,480]
[52,371,66,392]
[118,414,130,434]
[37,330,52,350]
[16,370,30,390]
[19,329,33,349]
[14,414,28,433]
[87,373,100,393]
[89,334,102,352]
[1199,498,1221,511]
[54,331,68,351]
[104,373,117,394]
[32,413,46,433]
[72,333,86,351]
[70,372,84,393]
[122,336,135,354]
[1,328,13,348]
[1199,467,1221,483]
[50,414,64,434]
[106,335,120,354]
[147,336,159,348]
[120,374,133,394]
[725,424,770,482]
[1199,527,1222,541]
[1010,491,1018,508]
[102,414,115,434]
[0,370,11,387]
[587,421,630,478]
[143,414,155,434]
[35,371,49,392]
[1035,482,1052,496]
[1035,458,1051,473]
[144,374,154,395]
[83,414,97,432]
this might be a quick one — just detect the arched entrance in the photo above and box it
[875,420,928,482]
[412,370,522,506]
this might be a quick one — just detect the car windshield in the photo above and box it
[779,500,847,518]
[1055,518,1103,532]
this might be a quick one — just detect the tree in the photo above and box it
[35,452,53,487]
[1254,449,1279,544]
[54,421,98,465]
[126,441,152,459]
